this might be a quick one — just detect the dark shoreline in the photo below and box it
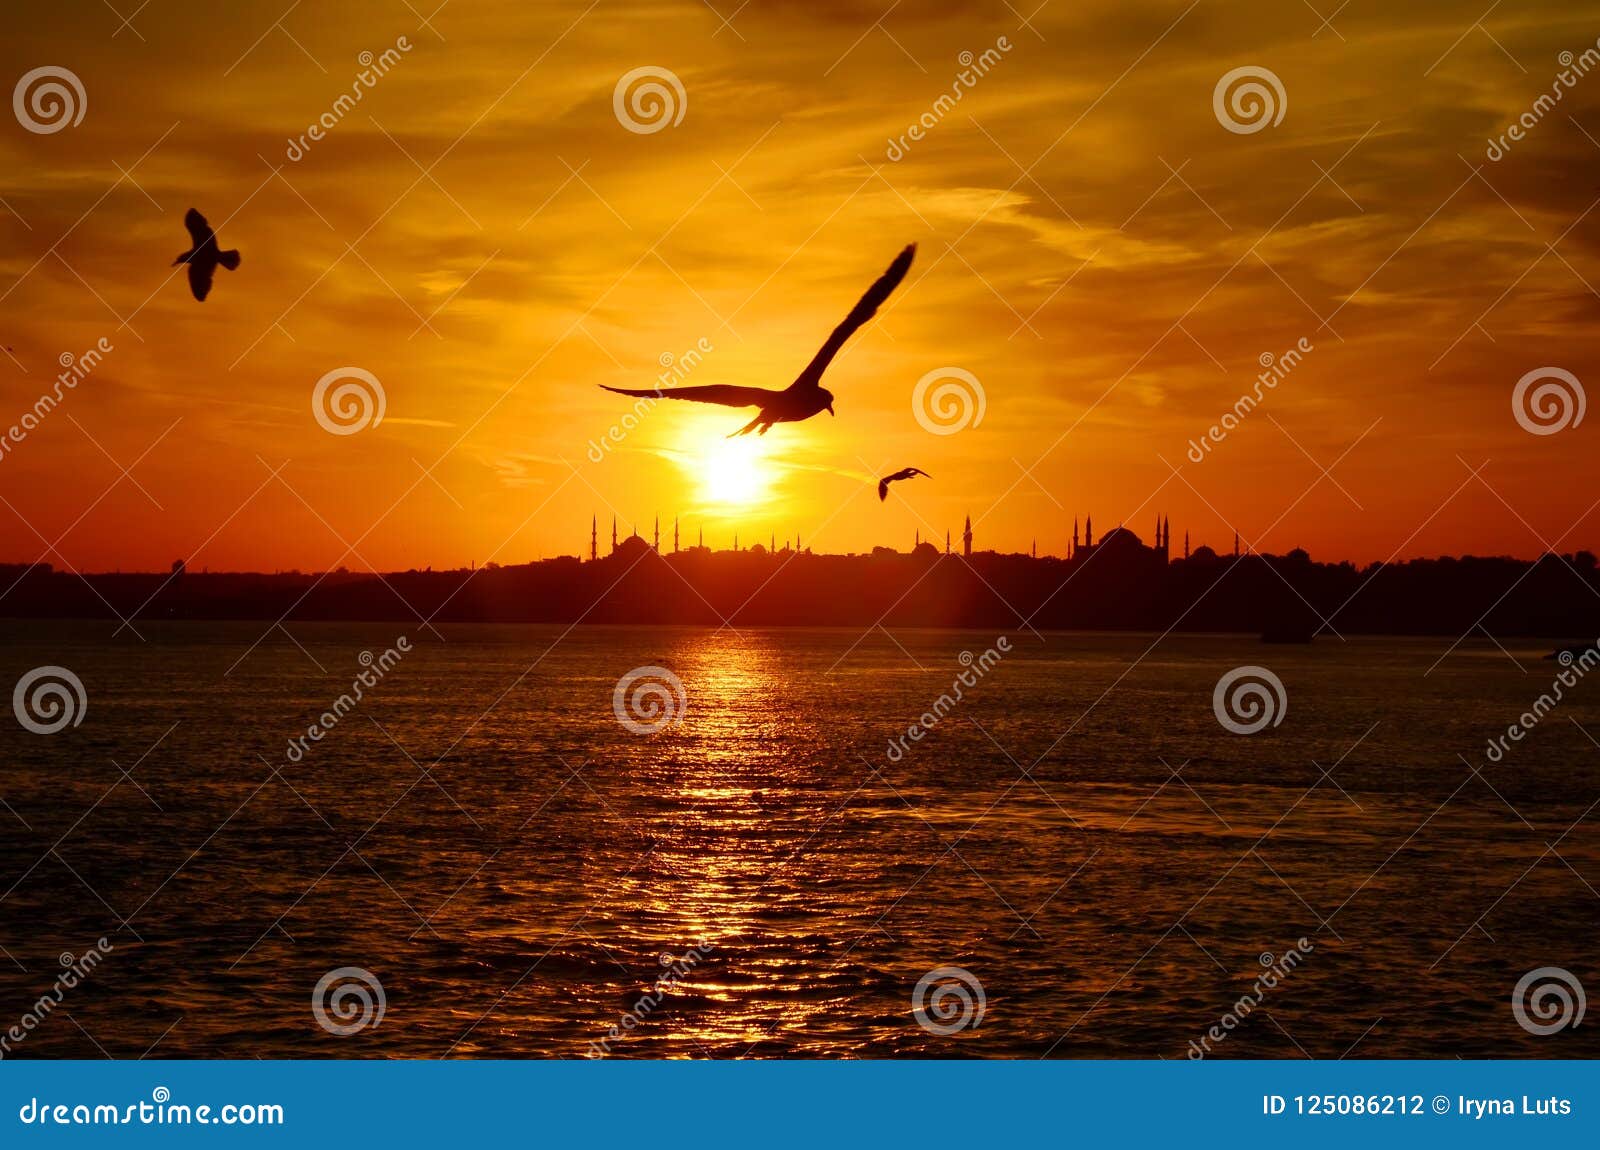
[5,542,1598,638]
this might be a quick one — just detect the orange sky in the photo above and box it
[1,0,1597,573]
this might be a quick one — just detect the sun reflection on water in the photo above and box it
[615,630,846,1049]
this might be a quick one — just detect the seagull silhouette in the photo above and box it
[173,209,241,302]
[600,243,915,436]
[877,467,930,501]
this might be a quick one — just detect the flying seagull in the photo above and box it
[600,243,915,436]
[174,209,241,302]
[877,466,930,501]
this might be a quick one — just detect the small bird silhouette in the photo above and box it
[600,244,915,437]
[174,209,241,302]
[877,467,930,501]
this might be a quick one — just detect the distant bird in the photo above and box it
[877,467,930,501]
[173,208,241,302]
[600,243,915,436]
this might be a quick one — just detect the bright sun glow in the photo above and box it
[696,436,775,509]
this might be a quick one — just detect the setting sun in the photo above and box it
[692,435,776,511]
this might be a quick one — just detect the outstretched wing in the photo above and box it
[600,384,778,409]
[187,259,215,302]
[184,208,214,247]
[792,243,916,390]
[879,466,931,497]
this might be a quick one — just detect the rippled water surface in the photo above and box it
[1,621,1596,1058]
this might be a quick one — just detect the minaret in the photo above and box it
[674,516,679,553]
[698,526,703,549]
[1233,531,1240,558]
[770,530,775,552]
[945,529,950,555]
[1031,539,1036,559]
[963,514,972,558]
[590,515,597,562]
[611,516,618,553]
[734,531,739,551]
[1085,515,1093,547]
[915,528,921,549]
[653,515,659,551]
[796,529,801,551]
[1073,518,1079,558]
